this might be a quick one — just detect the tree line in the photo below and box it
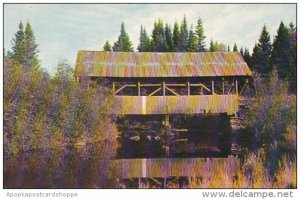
[102,16,296,92]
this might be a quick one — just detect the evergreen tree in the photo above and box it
[11,22,26,65]
[165,24,174,52]
[113,22,133,52]
[138,26,150,52]
[233,43,238,52]
[173,21,181,52]
[227,45,230,52]
[214,41,226,52]
[271,22,291,80]
[179,15,189,51]
[240,47,244,57]
[187,25,198,52]
[288,22,297,92]
[24,22,39,68]
[6,50,13,60]
[209,39,216,52]
[195,17,206,52]
[251,25,272,74]
[103,41,112,51]
[243,47,251,66]
[150,19,166,52]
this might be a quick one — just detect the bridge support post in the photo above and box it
[162,114,170,127]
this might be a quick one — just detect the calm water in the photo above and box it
[116,114,232,159]
[4,145,116,188]
[4,115,233,188]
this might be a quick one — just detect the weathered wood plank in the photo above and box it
[109,157,240,179]
[115,94,239,115]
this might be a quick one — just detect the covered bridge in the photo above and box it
[75,51,252,115]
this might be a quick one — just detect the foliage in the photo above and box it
[11,22,26,65]
[239,47,244,56]
[113,22,133,52]
[209,40,216,52]
[271,21,296,92]
[209,40,226,52]
[24,22,39,68]
[165,24,174,52]
[103,40,112,51]
[251,25,272,75]
[240,70,296,178]
[173,21,181,52]
[243,71,295,148]
[243,47,251,66]
[195,17,206,52]
[187,25,198,52]
[150,19,167,52]
[137,26,151,52]
[233,43,238,52]
[179,15,189,51]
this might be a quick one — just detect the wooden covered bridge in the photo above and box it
[75,51,251,116]
[75,51,252,187]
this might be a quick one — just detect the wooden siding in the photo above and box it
[115,94,239,115]
[109,156,240,179]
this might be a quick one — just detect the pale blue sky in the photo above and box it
[4,4,296,75]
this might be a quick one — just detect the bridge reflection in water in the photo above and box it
[110,156,240,188]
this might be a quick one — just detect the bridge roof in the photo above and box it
[75,51,252,78]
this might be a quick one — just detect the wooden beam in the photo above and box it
[140,83,161,87]
[115,84,136,95]
[187,81,190,96]
[148,87,161,96]
[149,178,162,186]
[239,79,248,96]
[163,81,166,96]
[126,84,137,87]
[222,78,225,94]
[165,86,180,96]
[165,83,186,86]
[227,79,235,94]
[138,81,141,96]
[235,79,238,96]
[112,81,115,94]
[190,83,211,92]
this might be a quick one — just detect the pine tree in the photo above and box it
[6,50,13,60]
[243,47,251,66]
[187,25,198,52]
[233,43,238,52]
[24,22,39,68]
[251,25,272,74]
[150,20,166,52]
[240,47,244,57]
[173,21,180,52]
[11,22,26,65]
[165,24,174,52]
[209,39,216,52]
[179,15,189,52]
[138,26,151,52]
[195,17,206,52]
[271,21,291,80]
[113,22,133,52]
[103,41,112,51]
[288,22,297,92]
[214,41,226,52]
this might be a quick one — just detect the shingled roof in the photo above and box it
[75,51,252,78]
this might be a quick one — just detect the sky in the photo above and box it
[4,4,296,75]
